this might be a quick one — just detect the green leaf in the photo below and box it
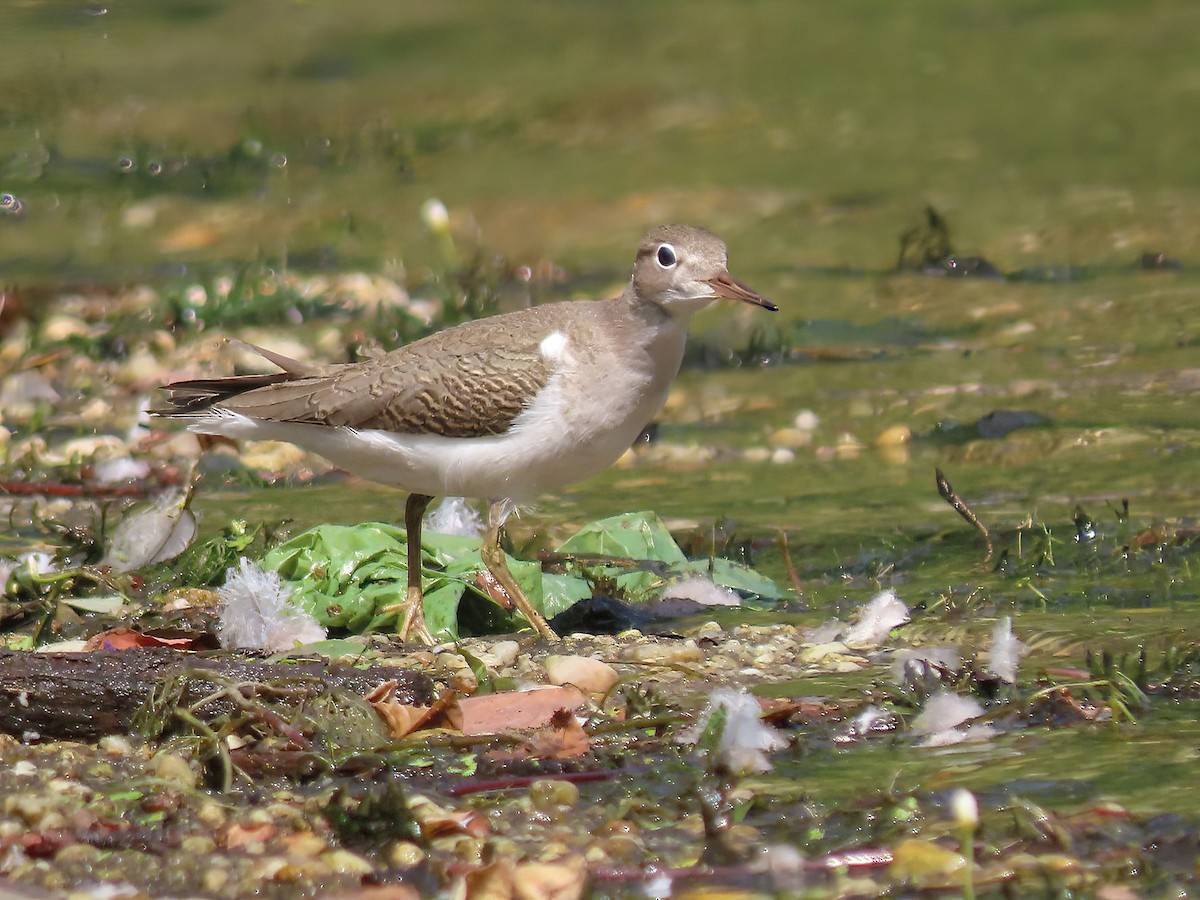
[682,558,788,601]
[60,594,128,615]
[558,511,689,565]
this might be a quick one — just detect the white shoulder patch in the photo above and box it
[538,330,571,362]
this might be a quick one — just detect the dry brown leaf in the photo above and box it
[82,628,194,652]
[512,855,587,900]
[490,709,590,762]
[223,821,276,849]
[326,886,421,900]
[408,794,490,839]
[366,684,462,738]
[458,687,587,735]
[464,859,515,900]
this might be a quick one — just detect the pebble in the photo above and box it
[834,433,865,459]
[181,835,217,855]
[543,655,620,694]
[793,409,820,430]
[389,840,425,868]
[78,397,115,424]
[768,427,814,449]
[875,424,913,446]
[622,640,703,664]
[770,447,795,464]
[39,314,91,343]
[530,779,580,810]
[56,435,129,463]
[240,440,310,472]
[320,849,374,875]
[471,639,520,668]
[798,641,852,664]
[120,348,164,385]
[202,868,230,895]
[99,734,134,757]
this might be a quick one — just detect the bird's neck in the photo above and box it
[611,291,692,390]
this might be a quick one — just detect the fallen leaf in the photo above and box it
[367,684,462,738]
[326,886,421,900]
[491,709,590,762]
[458,687,587,735]
[464,859,515,900]
[408,794,490,839]
[82,628,194,651]
[223,821,277,849]
[512,855,587,900]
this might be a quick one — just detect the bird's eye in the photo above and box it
[656,243,677,268]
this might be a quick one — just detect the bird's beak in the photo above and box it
[705,272,778,311]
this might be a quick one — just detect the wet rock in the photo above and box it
[153,752,196,789]
[622,640,703,664]
[543,655,619,694]
[798,642,869,672]
[769,427,813,449]
[472,639,520,669]
[793,409,820,431]
[975,409,1046,439]
[530,779,579,810]
[0,370,59,419]
[240,440,310,473]
[39,314,90,343]
[875,424,912,446]
[389,840,425,868]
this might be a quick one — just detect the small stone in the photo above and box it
[241,440,309,472]
[742,447,772,463]
[153,752,196,789]
[798,641,851,664]
[202,868,230,895]
[40,314,90,343]
[120,348,164,385]
[768,427,813,449]
[197,800,227,828]
[320,849,374,876]
[834,433,864,459]
[99,734,134,757]
[544,655,620,694]
[488,640,520,667]
[55,843,101,865]
[181,835,217,855]
[623,641,703,664]
[56,435,128,463]
[875,424,913,446]
[389,840,425,868]
[78,398,114,424]
[770,447,795,464]
[529,779,580,811]
[279,832,326,858]
[793,410,820,430]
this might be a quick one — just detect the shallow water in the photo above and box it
[8,0,1200,886]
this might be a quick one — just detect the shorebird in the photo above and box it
[158,224,776,644]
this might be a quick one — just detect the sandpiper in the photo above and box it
[158,224,776,644]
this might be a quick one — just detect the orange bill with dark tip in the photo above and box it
[705,272,778,311]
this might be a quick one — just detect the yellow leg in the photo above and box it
[398,492,435,645]
[482,503,558,641]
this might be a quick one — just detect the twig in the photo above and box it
[935,468,994,563]
[777,529,804,596]
[175,708,232,793]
